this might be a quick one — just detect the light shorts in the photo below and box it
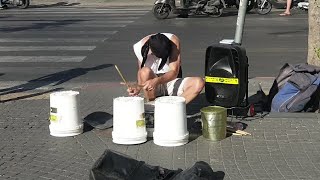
[155,77,190,97]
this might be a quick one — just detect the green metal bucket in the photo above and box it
[200,106,227,141]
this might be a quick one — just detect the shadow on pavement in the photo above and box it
[0,19,86,33]
[268,28,308,35]
[187,93,210,115]
[187,90,269,141]
[0,87,62,103]
[29,2,80,8]
[83,122,94,133]
[0,64,113,96]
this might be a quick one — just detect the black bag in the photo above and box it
[89,150,180,180]
[89,150,218,180]
[173,161,217,180]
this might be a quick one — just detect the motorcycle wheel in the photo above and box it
[255,0,272,15]
[17,0,30,9]
[208,7,223,18]
[152,3,171,20]
[236,0,255,12]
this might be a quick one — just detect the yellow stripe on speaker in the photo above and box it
[205,76,239,85]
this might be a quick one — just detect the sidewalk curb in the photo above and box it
[0,77,275,96]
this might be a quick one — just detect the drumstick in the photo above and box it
[227,127,251,136]
[120,82,144,88]
[236,130,251,135]
[114,65,130,89]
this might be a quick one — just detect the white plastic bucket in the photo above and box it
[49,91,83,137]
[112,97,147,145]
[153,96,189,146]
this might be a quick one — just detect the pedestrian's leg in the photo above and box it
[179,77,204,104]
[138,67,158,101]
[280,0,292,15]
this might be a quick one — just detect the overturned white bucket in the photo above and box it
[153,96,189,147]
[112,97,147,145]
[49,91,83,137]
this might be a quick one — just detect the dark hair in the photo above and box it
[140,33,172,71]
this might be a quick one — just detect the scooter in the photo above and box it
[297,1,308,10]
[225,0,255,12]
[152,0,225,19]
[255,0,307,15]
[1,0,30,9]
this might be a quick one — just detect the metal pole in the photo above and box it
[234,0,248,45]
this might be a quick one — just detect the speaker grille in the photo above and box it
[205,44,248,108]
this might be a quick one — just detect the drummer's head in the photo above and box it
[141,33,172,70]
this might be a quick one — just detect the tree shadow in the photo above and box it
[0,19,86,33]
[0,73,4,77]
[268,28,308,35]
[28,2,81,8]
[0,87,63,103]
[0,15,11,19]
[0,64,113,96]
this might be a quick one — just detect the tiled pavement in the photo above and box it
[0,0,316,179]
[1,79,320,180]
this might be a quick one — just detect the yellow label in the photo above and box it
[205,76,239,85]
[136,120,145,127]
[50,114,58,122]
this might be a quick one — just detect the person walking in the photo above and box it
[279,0,292,16]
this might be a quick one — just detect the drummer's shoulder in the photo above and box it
[170,34,180,41]
[168,34,180,46]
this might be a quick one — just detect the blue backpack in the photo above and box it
[269,63,320,112]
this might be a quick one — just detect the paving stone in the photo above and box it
[172,146,186,169]
[1,78,320,180]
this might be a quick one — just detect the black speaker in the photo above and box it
[205,44,248,108]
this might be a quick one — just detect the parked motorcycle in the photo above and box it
[297,1,308,10]
[225,0,255,12]
[152,0,225,19]
[255,0,307,15]
[1,0,30,9]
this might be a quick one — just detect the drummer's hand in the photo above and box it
[142,78,158,91]
[126,84,141,96]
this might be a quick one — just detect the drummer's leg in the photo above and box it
[179,77,204,104]
[138,67,157,101]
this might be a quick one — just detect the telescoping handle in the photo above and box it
[234,0,248,45]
